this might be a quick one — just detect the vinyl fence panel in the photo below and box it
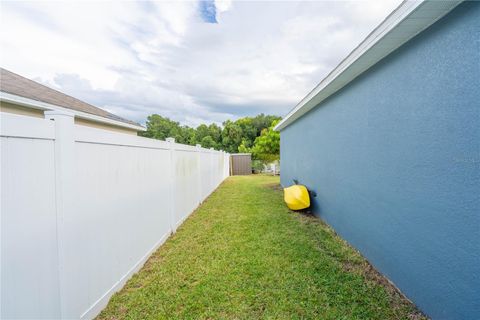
[173,144,201,230]
[1,113,60,319]
[0,111,230,319]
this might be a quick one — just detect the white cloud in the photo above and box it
[0,0,402,126]
[215,0,233,21]
[215,0,232,13]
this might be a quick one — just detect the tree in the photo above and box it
[140,114,183,141]
[195,124,210,142]
[220,115,279,153]
[251,120,280,162]
[139,113,281,154]
[208,123,222,148]
[235,117,257,149]
[178,126,196,145]
[221,120,244,153]
[251,114,281,135]
[237,139,252,153]
[200,135,216,149]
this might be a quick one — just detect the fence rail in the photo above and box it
[1,112,230,319]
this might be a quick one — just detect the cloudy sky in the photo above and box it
[1,0,401,126]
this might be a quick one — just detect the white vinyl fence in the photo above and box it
[1,111,230,319]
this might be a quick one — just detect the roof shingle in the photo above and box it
[0,68,141,127]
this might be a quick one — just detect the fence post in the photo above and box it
[223,151,227,179]
[227,152,230,178]
[44,110,74,319]
[196,144,202,205]
[221,151,224,180]
[166,137,176,233]
[209,148,215,190]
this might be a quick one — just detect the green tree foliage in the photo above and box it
[222,114,281,153]
[139,113,281,155]
[208,123,222,147]
[181,127,197,145]
[200,136,216,149]
[195,123,223,149]
[235,118,256,148]
[252,114,281,134]
[221,120,244,153]
[195,124,210,142]
[140,114,185,142]
[251,120,280,162]
[237,139,252,153]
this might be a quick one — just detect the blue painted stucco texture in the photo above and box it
[280,2,479,319]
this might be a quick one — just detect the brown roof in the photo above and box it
[0,68,141,127]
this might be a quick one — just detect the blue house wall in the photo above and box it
[280,2,479,319]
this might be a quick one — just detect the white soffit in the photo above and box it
[274,0,463,131]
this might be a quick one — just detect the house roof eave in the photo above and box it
[274,0,462,131]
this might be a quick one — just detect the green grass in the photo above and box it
[98,175,424,320]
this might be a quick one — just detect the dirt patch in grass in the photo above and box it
[264,182,283,192]
[357,261,426,319]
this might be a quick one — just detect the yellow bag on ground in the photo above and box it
[283,185,310,210]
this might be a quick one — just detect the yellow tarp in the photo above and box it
[284,185,310,210]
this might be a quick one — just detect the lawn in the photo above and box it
[98,175,424,320]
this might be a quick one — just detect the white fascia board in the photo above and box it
[0,91,146,131]
[274,0,462,131]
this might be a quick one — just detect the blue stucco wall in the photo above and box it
[280,2,479,319]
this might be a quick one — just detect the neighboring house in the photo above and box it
[275,1,478,319]
[0,68,144,134]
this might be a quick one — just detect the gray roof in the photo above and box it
[0,68,141,127]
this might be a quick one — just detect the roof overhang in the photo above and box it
[0,91,146,132]
[275,0,462,131]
